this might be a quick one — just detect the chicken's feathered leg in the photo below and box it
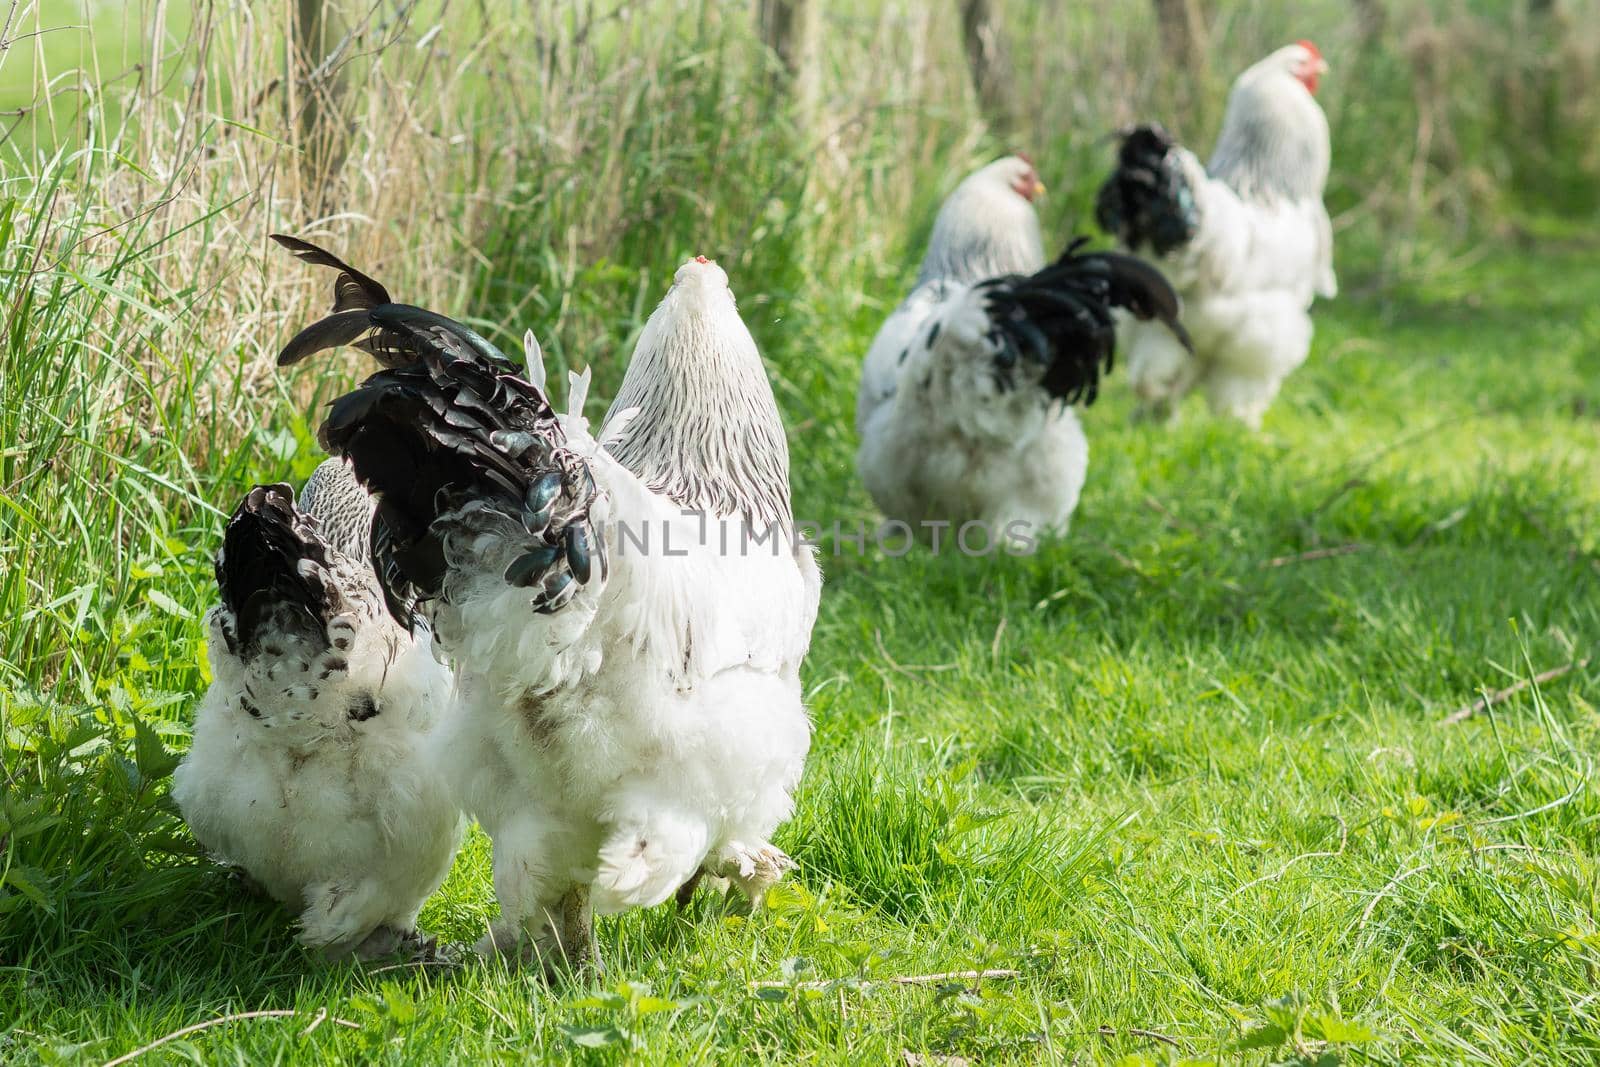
[711,842,795,906]
[592,793,713,915]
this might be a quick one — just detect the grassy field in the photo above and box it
[4,2,1600,1064]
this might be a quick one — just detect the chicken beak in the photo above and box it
[1032,179,1047,199]
[1315,57,1329,75]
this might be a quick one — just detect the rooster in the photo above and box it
[856,156,1188,542]
[1095,41,1336,427]
[272,236,820,970]
[173,464,460,958]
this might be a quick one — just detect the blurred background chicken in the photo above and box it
[1096,41,1336,428]
[857,156,1187,542]
[273,237,819,972]
[173,466,460,959]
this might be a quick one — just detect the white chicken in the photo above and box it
[173,464,460,958]
[1095,40,1337,427]
[271,236,820,971]
[857,156,1188,541]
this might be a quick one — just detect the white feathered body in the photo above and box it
[857,156,1092,540]
[174,468,460,954]
[856,157,1192,541]
[1123,145,1334,427]
[438,467,818,922]
[399,261,820,948]
[857,278,1088,538]
[1116,44,1337,428]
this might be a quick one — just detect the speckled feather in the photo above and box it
[174,476,459,957]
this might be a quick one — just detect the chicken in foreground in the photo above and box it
[857,156,1188,543]
[272,235,820,972]
[1096,41,1337,427]
[173,464,460,958]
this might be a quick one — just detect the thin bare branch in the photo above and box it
[1261,543,1366,569]
[753,968,1021,990]
[873,629,959,676]
[1442,659,1589,725]
[1143,494,1209,537]
[101,1010,359,1067]
[1094,1024,1183,1048]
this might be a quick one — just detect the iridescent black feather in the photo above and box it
[274,235,603,626]
[977,239,1191,405]
[1093,125,1201,257]
[271,234,516,372]
[215,483,340,657]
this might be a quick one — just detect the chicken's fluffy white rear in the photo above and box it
[173,465,460,958]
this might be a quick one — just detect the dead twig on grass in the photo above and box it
[1261,543,1366,568]
[1442,659,1590,725]
[1143,493,1208,537]
[1356,864,1430,931]
[1225,814,1349,900]
[1084,535,1141,571]
[882,969,1020,986]
[364,957,461,975]
[1094,1024,1183,1048]
[102,1010,359,1067]
[752,968,1020,991]
[873,630,959,676]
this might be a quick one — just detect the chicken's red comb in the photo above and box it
[1015,150,1034,165]
[694,255,709,264]
[1297,38,1321,59]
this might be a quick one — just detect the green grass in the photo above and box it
[5,2,1600,1064]
[7,232,1600,1067]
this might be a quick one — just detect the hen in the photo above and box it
[857,156,1188,543]
[1096,41,1336,427]
[173,464,460,958]
[272,236,820,971]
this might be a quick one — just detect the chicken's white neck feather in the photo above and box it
[1208,51,1330,204]
[602,261,793,529]
[916,164,1045,286]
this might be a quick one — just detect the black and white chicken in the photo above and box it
[1096,41,1336,427]
[271,236,820,970]
[173,464,460,958]
[857,156,1188,542]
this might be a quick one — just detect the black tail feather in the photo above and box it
[980,239,1191,405]
[271,234,516,372]
[276,309,377,369]
[1079,246,1191,351]
[276,233,600,625]
[1093,125,1200,256]
[216,484,339,656]
[270,234,391,312]
[318,343,602,626]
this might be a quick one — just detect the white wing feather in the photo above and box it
[523,329,546,392]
